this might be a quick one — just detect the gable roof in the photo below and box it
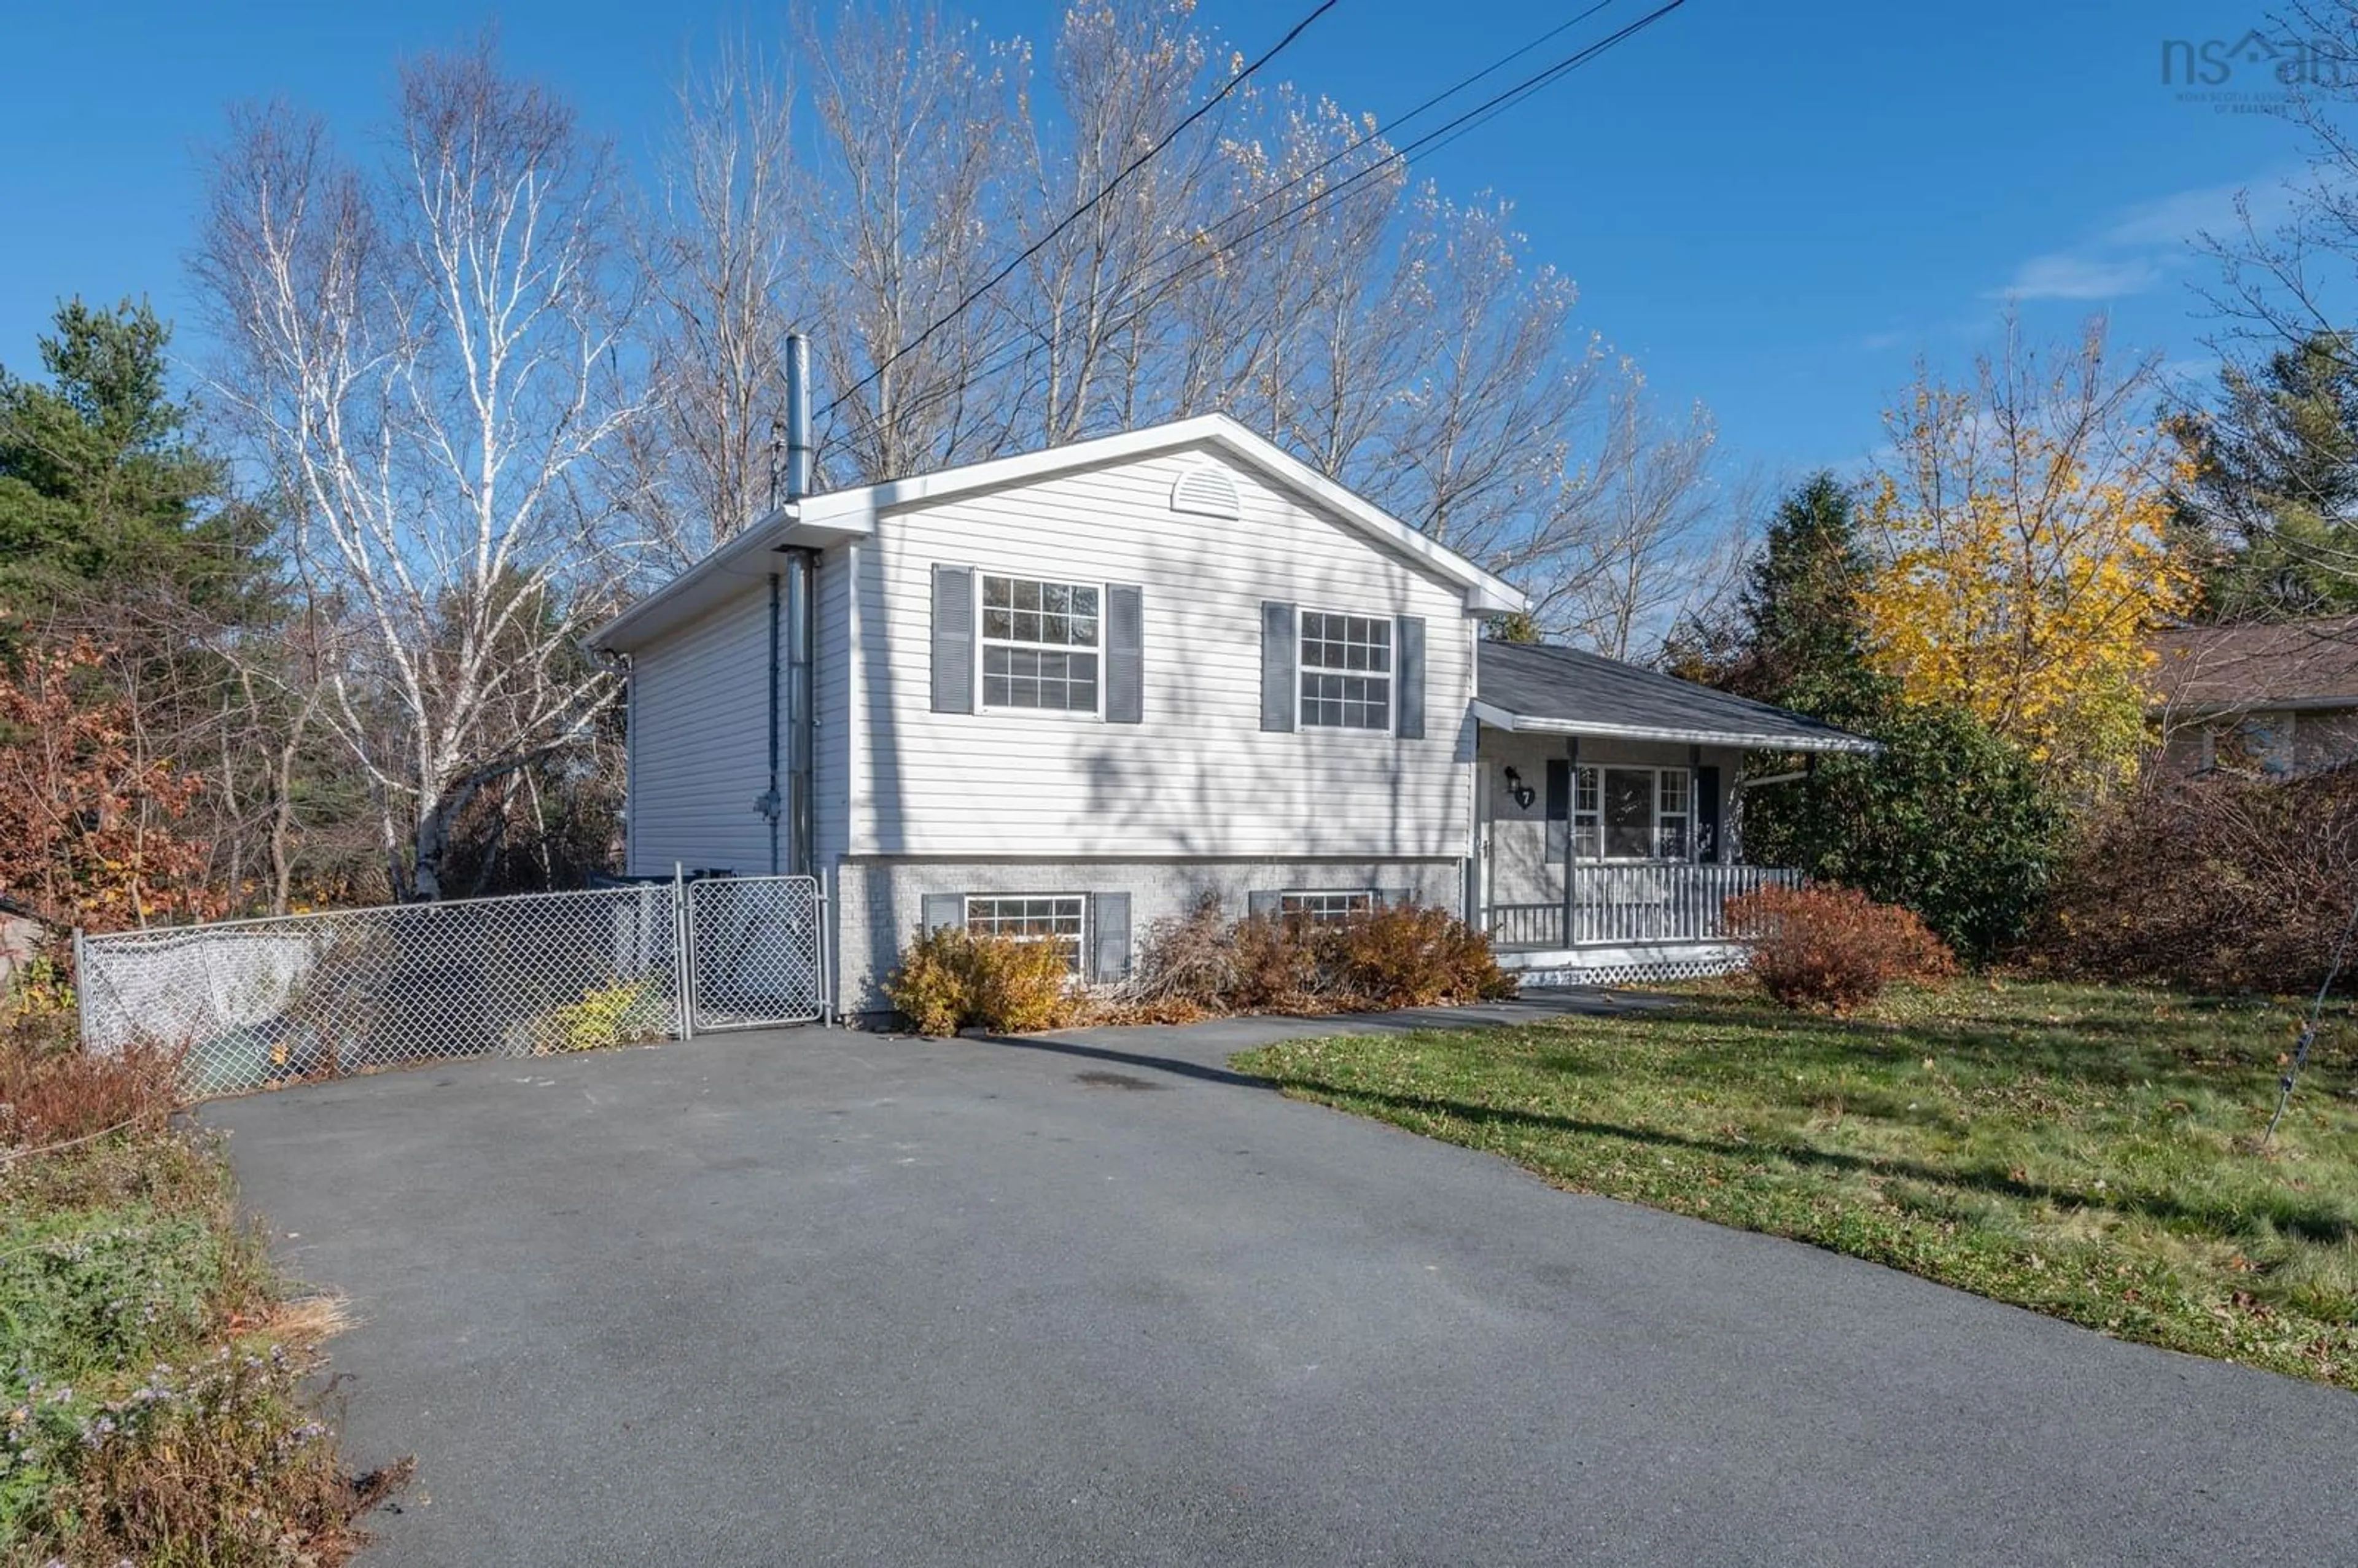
[2148,616,2358,713]
[1474,641,1880,754]
[591,413,1527,653]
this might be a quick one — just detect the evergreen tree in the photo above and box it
[2168,330,2358,618]
[1720,471,1878,712]
[0,298,266,627]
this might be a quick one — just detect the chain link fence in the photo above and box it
[76,879,823,1097]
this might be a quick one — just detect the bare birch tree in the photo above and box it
[625,39,804,566]
[798,1,1025,483]
[195,45,647,900]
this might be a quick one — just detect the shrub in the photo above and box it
[885,926,1081,1036]
[0,1034,182,1151]
[1226,912,1328,1011]
[2037,762,2358,993]
[1132,901,1512,1015]
[1724,882,1955,1012]
[535,979,667,1054]
[1330,902,1517,1008]
[1132,897,1235,1007]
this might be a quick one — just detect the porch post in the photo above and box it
[1563,735,1580,949]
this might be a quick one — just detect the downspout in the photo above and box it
[782,548,816,875]
[764,572,783,875]
[781,332,817,877]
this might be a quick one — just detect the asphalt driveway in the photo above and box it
[206,1000,2358,1566]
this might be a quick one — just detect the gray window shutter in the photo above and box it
[1545,759,1570,863]
[931,565,974,714]
[1247,890,1282,918]
[920,893,964,934]
[1395,615,1425,739]
[1106,584,1143,724]
[1260,600,1296,732]
[1090,891,1131,981]
[1696,765,1723,864]
[1374,887,1412,907]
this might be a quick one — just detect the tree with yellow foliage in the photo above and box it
[1860,323,2192,791]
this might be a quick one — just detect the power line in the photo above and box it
[876,0,1686,437]
[865,0,1642,433]
[822,0,1342,421]
[1117,0,1626,292]
[1180,0,1689,281]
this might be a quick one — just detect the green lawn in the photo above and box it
[1233,980,2358,1391]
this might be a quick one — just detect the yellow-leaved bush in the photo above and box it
[885,926,1080,1037]
[1859,328,2193,792]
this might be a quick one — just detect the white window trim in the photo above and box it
[974,572,1108,720]
[962,893,1089,974]
[1572,765,1697,864]
[1296,607,1394,732]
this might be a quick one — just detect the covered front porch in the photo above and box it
[1469,642,1879,984]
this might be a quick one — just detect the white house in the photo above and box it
[590,413,1873,1014]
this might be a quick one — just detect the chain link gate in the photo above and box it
[683,874,830,1032]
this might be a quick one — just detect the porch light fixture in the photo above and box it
[1503,766,1535,810]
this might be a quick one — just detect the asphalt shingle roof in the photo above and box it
[1475,641,1877,753]
[2149,616,2358,710]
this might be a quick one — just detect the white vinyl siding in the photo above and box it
[852,448,1471,858]
[625,581,774,876]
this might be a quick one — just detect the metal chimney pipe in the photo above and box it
[785,333,814,502]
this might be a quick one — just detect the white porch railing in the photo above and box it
[1486,863,1803,951]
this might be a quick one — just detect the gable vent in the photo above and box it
[1170,465,1242,520]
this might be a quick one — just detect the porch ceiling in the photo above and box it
[1476,642,1879,755]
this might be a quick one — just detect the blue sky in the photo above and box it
[0,0,2319,481]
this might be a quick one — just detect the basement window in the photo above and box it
[963,894,1087,974]
[1278,890,1375,925]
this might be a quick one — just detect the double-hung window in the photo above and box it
[981,575,1100,713]
[963,895,1086,974]
[1656,769,1692,861]
[1571,766,1695,860]
[1299,611,1391,730]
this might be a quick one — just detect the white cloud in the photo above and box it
[2001,253,2165,301]
[1991,166,2303,303]
[2102,174,2301,248]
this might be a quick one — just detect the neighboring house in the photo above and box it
[2149,616,2358,778]
[592,413,1873,1012]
